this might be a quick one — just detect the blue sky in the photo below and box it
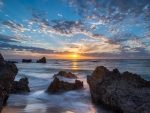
[0,0,150,59]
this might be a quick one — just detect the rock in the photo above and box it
[0,53,18,112]
[46,77,83,93]
[36,57,46,63]
[10,77,30,94]
[87,66,150,113]
[53,71,77,78]
[22,59,32,63]
[6,61,18,63]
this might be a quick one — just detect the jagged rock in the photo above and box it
[53,71,77,78]
[87,66,150,113]
[36,57,46,63]
[46,77,83,93]
[10,77,30,94]
[0,53,18,112]
[22,59,32,63]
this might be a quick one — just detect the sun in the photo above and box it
[72,54,77,58]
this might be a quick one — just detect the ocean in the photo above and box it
[2,59,150,113]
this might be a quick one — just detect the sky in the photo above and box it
[0,0,150,59]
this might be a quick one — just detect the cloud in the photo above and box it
[0,1,3,7]
[0,42,54,54]
[0,34,20,42]
[1,20,29,32]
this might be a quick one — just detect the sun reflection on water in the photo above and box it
[71,61,78,70]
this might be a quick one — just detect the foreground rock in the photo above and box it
[46,77,83,93]
[22,59,32,63]
[36,57,46,63]
[54,71,77,78]
[11,77,30,94]
[87,66,150,113]
[0,54,18,112]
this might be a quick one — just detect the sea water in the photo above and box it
[2,59,150,113]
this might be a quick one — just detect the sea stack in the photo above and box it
[0,53,18,112]
[11,77,30,94]
[53,71,77,78]
[46,77,83,93]
[22,59,32,63]
[87,66,150,113]
[36,57,46,63]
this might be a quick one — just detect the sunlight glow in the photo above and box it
[72,54,77,58]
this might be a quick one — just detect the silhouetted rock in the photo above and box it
[54,71,77,78]
[0,53,18,112]
[22,59,32,63]
[36,57,46,63]
[46,77,83,93]
[11,77,30,94]
[6,61,18,63]
[87,66,150,113]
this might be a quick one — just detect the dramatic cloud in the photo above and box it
[1,20,29,32]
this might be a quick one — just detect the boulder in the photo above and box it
[22,59,32,63]
[10,77,30,94]
[87,66,150,113]
[46,77,83,93]
[53,71,77,78]
[36,57,46,63]
[0,53,18,112]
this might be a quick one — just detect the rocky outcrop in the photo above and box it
[0,54,18,112]
[6,61,18,63]
[46,77,83,93]
[10,77,30,94]
[22,59,32,63]
[87,66,150,113]
[53,71,77,78]
[36,57,46,63]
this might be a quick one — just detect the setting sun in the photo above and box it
[72,54,77,58]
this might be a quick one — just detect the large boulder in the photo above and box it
[53,71,77,78]
[10,77,30,94]
[22,59,32,63]
[87,66,150,113]
[36,57,46,63]
[0,54,18,112]
[46,77,83,93]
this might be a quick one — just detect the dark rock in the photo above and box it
[10,77,30,94]
[36,57,46,63]
[46,77,83,93]
[6,61,18,63]
[87,66,150,113]
[0,53,18,112]
[22,59,32,63]
[53,71,77,78]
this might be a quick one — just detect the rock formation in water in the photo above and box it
[0,53,18,112]
[87,66,150,113]
[36,57,46,63]
[22,59,32,63]
[6,61,18,63]
[11,77,30,94]
[46,77,83,93]
[53,71,77,78]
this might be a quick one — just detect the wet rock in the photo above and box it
[46,77,83,93]
[11,77,30,94]
[0,53,18,112]
[53,71,77,78]
[36,57,46,63]
[22,59,32,63]
[87,66,150,113]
